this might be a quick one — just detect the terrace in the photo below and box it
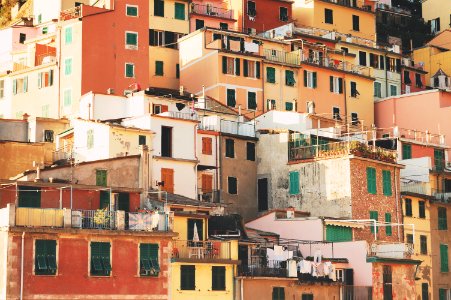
[171,239,234,262]
[302,56,373,77]
[197,188,221,203]
[60,6,82,21]
[191,4,234,20]
[199,115,256,138]
[401,182,451,203]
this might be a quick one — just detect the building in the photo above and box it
[400,57,427,94]
[0,180,174,299]
[422,0,451,35]
[189,0,237,32]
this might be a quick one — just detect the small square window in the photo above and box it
[126,32,138,48]
[225,139,234,158]
[126,5,138,16]
[125,63,135,78]
[139,135,146,145]
[90,242,111,276]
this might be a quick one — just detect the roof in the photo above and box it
[209,214,248,239]
[144,87,197,102]
[427,29,451,51]
[431,68,449,78]
[147,192,223,208]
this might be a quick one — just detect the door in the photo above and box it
[238,245,249,274]
[257,178,268,211]
[118,193,130,212]
[383,265,393,300]
[161,126,172,157]
[161,168,174,194]
[99,191,110,209]
[18,186,41,208]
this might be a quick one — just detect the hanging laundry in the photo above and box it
[274,245,284,257]
[151,212,160,230]
[313,249,322,263]
[311,263,318,277]
[324,262,331,276]
[328,264,337,281]
[316,262,325,277]
[244,42,259,53]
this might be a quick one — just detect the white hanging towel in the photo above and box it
[313,249,322,263]
[151,212,160,230]
[274,245,284,257]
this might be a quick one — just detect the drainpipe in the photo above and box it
[57,24,61,118]
[20,232,25,300]
[70,185,73,210]
[384,53,388,98]
[194,123,199,199]
[240,277,244,300]
[343,78,348,125]
[394,166,401,241]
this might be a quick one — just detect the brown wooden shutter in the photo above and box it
[161,168,174,193]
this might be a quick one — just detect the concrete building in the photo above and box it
[400,57,427,95]
[189,0,237,32]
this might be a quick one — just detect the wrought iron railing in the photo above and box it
[191,4,233,20]
[401,183,451,203]
[197,189,221,203]
[172,240,231,260]
[302,56,373,77]
[238,260,288,277]
[72,209,116,230]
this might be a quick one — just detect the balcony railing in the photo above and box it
[72,209,116,230]
[160,111,199,121]
[319,0,372,11]
[16,207,64,227]
[264,49,301,66]
[378,127,445,145]
[368,242,413,259]
[401,183,451,203]
[302,56,373,77]
[289,141,397,163]
[172,240,231,260]
[198,189,221,203]
[220,119,255,137]
[239,260,288,277]
[36,53,57,66]
[191,4,233,20]
[126,211,170,231]
[53,144,73,162]
[60,6,82,21]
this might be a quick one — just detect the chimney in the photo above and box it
[22,113,30,121]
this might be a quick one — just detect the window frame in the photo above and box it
[126,4,139,17]
[125,31,138,49]
[34,239,57,276]
[90,241,112,277]
[279,7,288,21]
[174,2,185,20]
[304,70,317,88]
[325,8,333,24]
[155,60,164,76]
[225,138,235,158]
[247,91,257,110]
[285,70,296,86]
[154,0,165,17]
[64,57,72,76]
[438,207,448,230]
[382,170,392,196]
[139,243,160,277]
[125,63,135,78]
[228,176,238,195]
[211,266,226,291]
[420,235,427,255]
[289,171,300,195]
[65,26,72,45]
[405,198,412,216]
[246,142,256,161]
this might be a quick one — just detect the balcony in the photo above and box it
[368,242,413,259]
[159,111,199,121]
[239,260,288,277]
[53,144,73,162]
[264,49,301,66]
[72,209,116,230]
[199,116,256,138]
[60,6,81,21]
[376,3,411,15]
[191,4,233,20]
[289,141,397,163]
[36,53,57,66]
[302,56,373,77]
[379,127,445,146]
[197,189,221,203]
[318,0,373,12]
[172,240,233,261]
[16,207,64,227]
[401,183,451,203]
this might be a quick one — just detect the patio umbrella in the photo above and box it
[193,222,200,242]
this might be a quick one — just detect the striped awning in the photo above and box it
[325,220,365,229]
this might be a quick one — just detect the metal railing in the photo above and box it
[15,207,64,227]
[191,4,233,20]
[302,56,373,77]
[172,240,231,260]
[238,260,288,277]
[72,209,116,230]
[342,286,373,300]
[264,49,301,66]
[161,111,198,121]
[401,183,451,203]
[53,144,73,162]
[319,0,372,11]
[197,189,221,203]
[378,127,445,145]
[368,242,413,259]
[60,6,82,21]
[220,119,255,137]
[126,211,170,231]
[289,141,397,163]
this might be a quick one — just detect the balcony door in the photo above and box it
[18,186,41,208]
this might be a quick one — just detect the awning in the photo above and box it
[325,220,365,229]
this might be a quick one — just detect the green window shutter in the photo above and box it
[267,67,275,83]
[127,5,138,16]
[140,243,159,276]
[174,3,185,20]
[370,211,378,233]
[405,199,412,216]
[434,149,444,171]
[366,167,376,194]
[13,79,17,95]
[23,76,28,92]
[256,61,260,78]
[326,225,352,242]
[440,244,449,272]
[247,142,255,161]
[96,170,107,187]
[155,61,164,76]
[420,235,427,254]
[303,70,307,87]
[272,287,285,300]
[438,207,448,230]
[222,57,227,74]
[312,72,317,88]
[65,27,72,44]
[402,144,412,159]
[243,59,248,77]
[35,240,57,275]
[154,0,164,16]
[382,170,392,196]
[338,78,343,93]
[212,266,226,290]
[330,76,334,92]
[65,58,72,75]
[87,129,94,149]
[289,171,300,195]
[226,89,236,107]
[285,102,293,111]
[235,58,240,76]
[439,289,447,300]
[126,32,138,46]
[181,265,195,290]
[91,242,111,276]
[38,73,42,89]
[385,213,392,236]
[248,92,257,110]
[125,63,134,78]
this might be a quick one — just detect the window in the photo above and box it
[35,240,57,275]
[370,211,378,233]
[42,26,48,34]
[64,58,72,75]
[385,213,392,236]
[212,266,226,291]
[140,243,159,276]
[326,225,352,242]
[65,27,72,44]
[201,174,213,193]
[227,89,236,107]
[285,102,293,111]
[302,295,313,300]
[154,0,164,17]
[90,242,111,276]
[248,91,257,110]
[139,135,146,145]
[438,207,447,230]
[352,15,359,31]
[222,57,240,76]
[187,219,203,240]
[421,283,428,300]
[434,149,444,171]
[267,67,276,83]
[440,244,448,272]
[176,64,180,79]
[390,84,397,96]
[18,186,41,208]
[63,89,72,107]
[341,47,348,55]
[220,22,228,30]
[279,7,288,21]
[37,14,42,23]
[404,70,411,85]
[405,198,412,216]
[439,289,447,300]
[358,51,367,66]
[415,73,423,88]
[325,8,333,24]
[202,137,212,155]
[247,0,256,16]
[420,235,427,254]
[267,99,276,110]
[126,4,138,16]
[181,265,195,290]
[161,126,172,157]
[303,70,317,88]
[289,171,300,195]
[374,82,382,98]
[38,70,54,89]
[228,176,237,194]
[351,113,358,125]
[333,107,340,120]
[272,287,285,300]
[247,142,255,161]
[125,63,135,78]
[258,178,268,211]
[174,3,185,20]
[430,17,440,34]
[149,29,164,46]
[225,138,234,158]
[329,76,343,94]
[402,144,412,159]
[285,70,296,86]
[369,53,379,68]
[350,81,359,97]
[44,130,54,142]
[12,77,28,95]
[155,61,164,76]
[366,167,376,194]
[0,80,3,98]
[96,169,107,186]
[195,19,205,30]
[382,170,392,196]
[419,201,426,218]
[126,32,138,48]
[406,234,413,244]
